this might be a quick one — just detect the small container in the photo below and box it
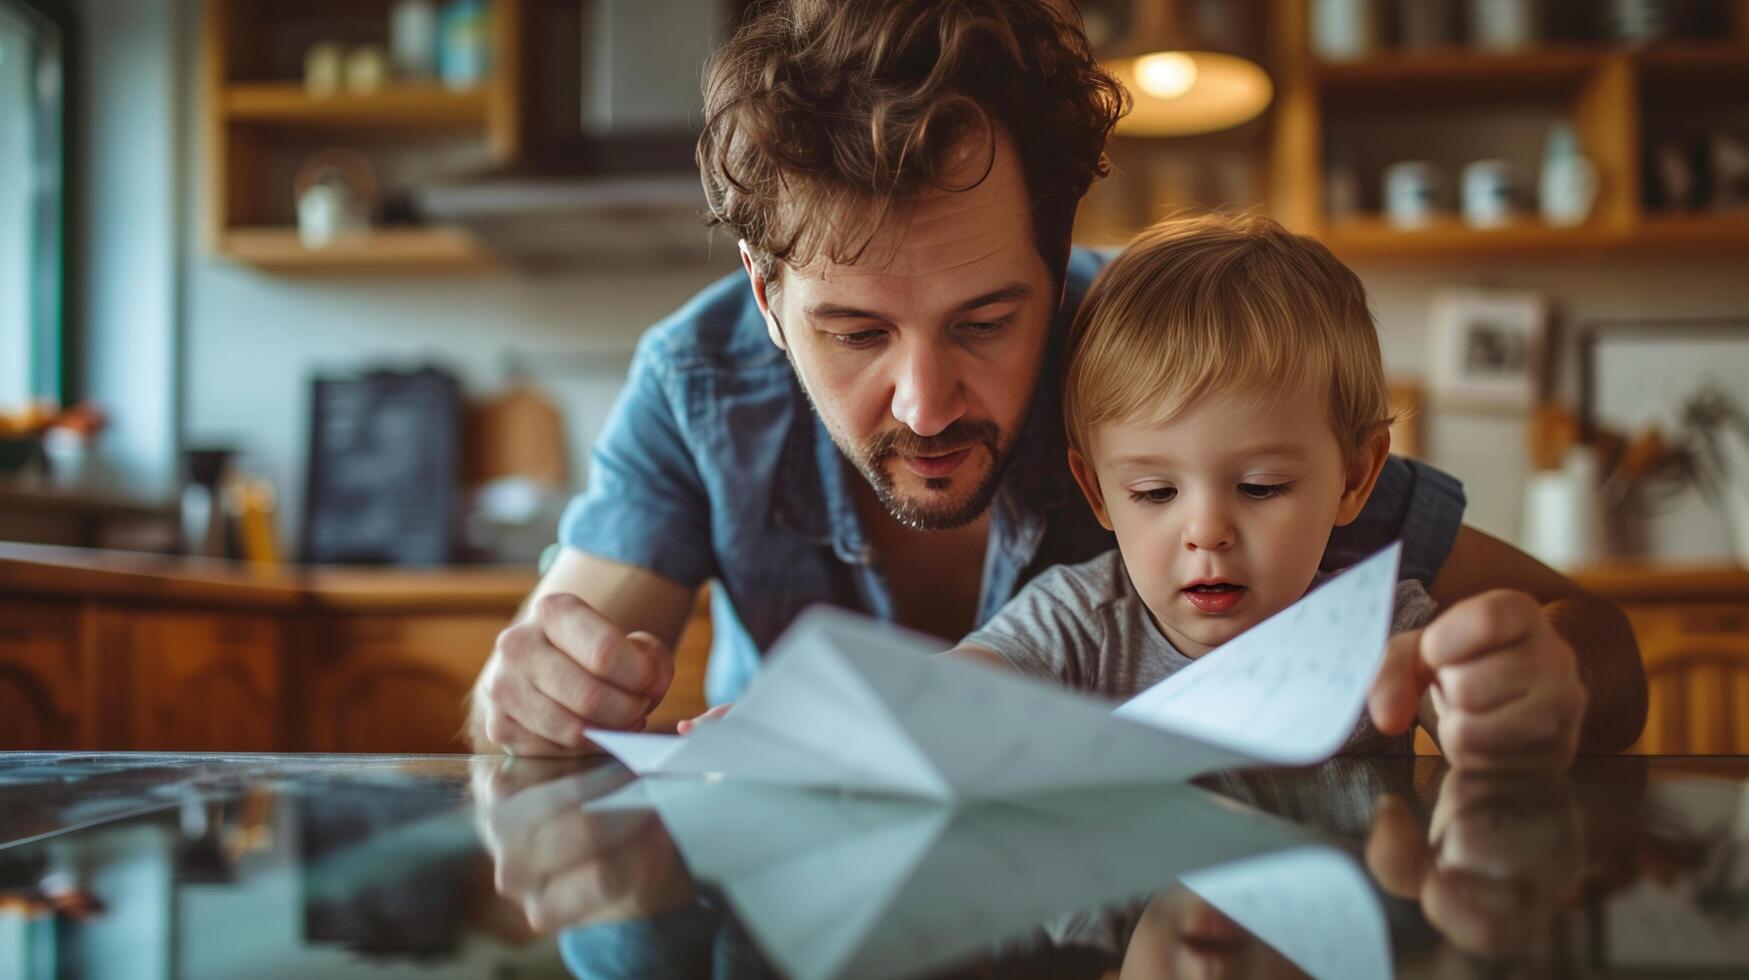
[1312,0,1380,62]
[304,41,345,98]
[390,0,440,81]
[345,46,390,94]
[1469,0,1538,52]
[438,0,490,91]
[1461,159,1521,228]
[1383,161,1446,228]
[1520,447,1605,571]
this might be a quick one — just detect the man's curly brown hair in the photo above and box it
[698,0,1129,291]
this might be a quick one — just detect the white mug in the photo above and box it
[1384,161,1445,229]
[1462,159,1520,228]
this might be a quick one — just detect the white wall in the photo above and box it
[0,9,34,405]
[76,0,184,499]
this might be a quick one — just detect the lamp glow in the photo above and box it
[1108,50,1273,137]
[1135,51,1198,100]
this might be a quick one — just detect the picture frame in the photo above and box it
[1578,318,1749,441]
[1425,288,1549,411]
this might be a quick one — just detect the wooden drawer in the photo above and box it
[306,614,506,754]
[93,608,285,751]
[0,599,88,749]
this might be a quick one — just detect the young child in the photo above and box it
[951,212,1435,753]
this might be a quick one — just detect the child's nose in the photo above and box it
[1182,502,1235,552]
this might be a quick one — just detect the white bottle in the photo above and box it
[1539,123,1599,227]
[390,0,439,82]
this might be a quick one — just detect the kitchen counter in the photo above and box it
[0,541,539,611]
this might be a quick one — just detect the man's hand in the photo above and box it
[471,757,694,932]
[473,592,676,756]
[1370,589,1586,773]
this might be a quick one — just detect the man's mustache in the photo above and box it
[865,420,1001,461]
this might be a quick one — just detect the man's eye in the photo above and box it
[832,330,885,349]
[1129,487,1177,504]
[1240,483,1291,500]
[959,319,1005,338]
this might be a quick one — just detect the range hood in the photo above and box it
[415,0,734,269]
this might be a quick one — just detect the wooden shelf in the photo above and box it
[219,227,497,273]
[1637,42,1749,90]
[223,83,490,130]
[1321,213,1749,258]
[1321,217,1623,258]
[1638,212,1749,248]
[1318,46,1607,102]
[203,0,523,273]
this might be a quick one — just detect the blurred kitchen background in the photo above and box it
[1,0,1747,757]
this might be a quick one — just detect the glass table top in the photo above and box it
[1,751,1746,979]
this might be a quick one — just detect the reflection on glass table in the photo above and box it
[5,754,1749,978]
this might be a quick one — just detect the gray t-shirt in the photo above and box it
[963,549,1439,754]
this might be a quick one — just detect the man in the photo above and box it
[470,0,1645,767]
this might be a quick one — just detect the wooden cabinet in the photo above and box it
[0,545,720,753]
[305,614,506,753]
[93,608,285,752]
[303,595,714,752]
[1626,603,1749,755]
[0,598,90,750]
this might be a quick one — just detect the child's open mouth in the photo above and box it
[1182,582,1246,614]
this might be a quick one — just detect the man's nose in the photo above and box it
[889,340,966,437]
[1182,496,1236,553]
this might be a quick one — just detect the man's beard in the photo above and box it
[848,419,1011,531]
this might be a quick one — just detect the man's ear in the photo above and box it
[1068,446,1114,531]
[739,240,785,351]
[1335,424,1393,527]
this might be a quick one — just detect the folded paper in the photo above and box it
[592,542,1403,801]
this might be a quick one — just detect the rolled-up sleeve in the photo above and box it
[557,333,716,588]
[1324,456,1466,585]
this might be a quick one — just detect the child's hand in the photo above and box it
[1368,590,1586,773]
[676,703,733,735]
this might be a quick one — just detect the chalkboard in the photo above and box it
[301,368,462,566]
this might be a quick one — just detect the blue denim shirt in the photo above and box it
[558,248,1466,704]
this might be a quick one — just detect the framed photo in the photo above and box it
[1578,319,1749,440]
[1426,288,1549,411]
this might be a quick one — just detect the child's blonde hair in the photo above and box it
[1064,212,1393,460]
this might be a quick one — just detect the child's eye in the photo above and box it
[1129,486,1177,504]
[1239,482,1291,500]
